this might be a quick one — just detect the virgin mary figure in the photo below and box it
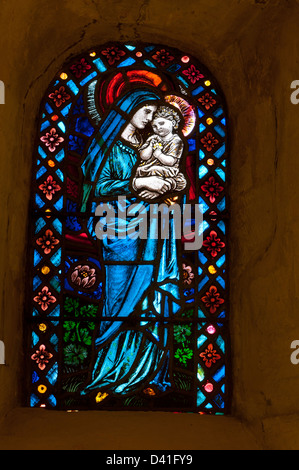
[79,88,184,397]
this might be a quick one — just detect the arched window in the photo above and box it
[27,42,229,413]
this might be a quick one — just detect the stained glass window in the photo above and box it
[27,42,229,413]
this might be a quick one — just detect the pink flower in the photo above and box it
[36,229,59,255]
[33,286,56,311]
[40,128,64,152]
[70,58,91,78]
[49,86,71,107]
[182,264,194,285]
[71,265,96,289]
[182,64,204,84]
[31,344,53,370]
[39,175,61,201]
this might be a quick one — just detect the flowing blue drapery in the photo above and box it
[80,89,181,395]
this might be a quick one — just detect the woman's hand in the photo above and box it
[139,190,159,199]
[134,176,172,194]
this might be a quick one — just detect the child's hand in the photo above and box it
[150,136,162,147]
[153,141,163,151]
[153,147,162,158]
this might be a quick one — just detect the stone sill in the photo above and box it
[0,407,260,450]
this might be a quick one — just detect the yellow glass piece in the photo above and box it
[60,73,68,80]
[143,387,156,396]
[208,265,217,274]
[207,158,214,166]
[89,52,96,57]
[95,392,109,403]
[48,160,55,167]
[205,80,211,86]
[45,209,51,218]
[38,384,47,394]
[38,323,47,332]
[41,266,50,275]
[197,365,205,382]
[206,118,213,125]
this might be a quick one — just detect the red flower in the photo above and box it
[71,265,96,289]
[36,229,59,255]
[49,86,71,107]
[198,92,216,110]
[33,286,56,312]
[70,58,91,78]
[201,285,224,314]
[201,176,223,203]
[39,175,61,201]
[101,46,125,65]
[203,231,225,257]
[40,128,64,152]
[182,64,204,84]
[200,132,219,152]
[199,343,221,368]
[31,344,53,370]
[152,49,174,66]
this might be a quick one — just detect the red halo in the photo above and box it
[164,95,196,136]
[98,70,171,113]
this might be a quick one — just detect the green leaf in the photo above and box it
[63,344,88,365]
[80,304,98,317]
[79,328,92,345]
[64,297,79,314]
[173,325,192,343]
[182,308,194,318]
[63,320,76,331]
[174,347,193,365]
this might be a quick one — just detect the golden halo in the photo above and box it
[164,95,196,137]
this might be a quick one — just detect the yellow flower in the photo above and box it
[38,323,47,332]
[95,392,109,403]
[38,384,47,394]
[152,141,163,150]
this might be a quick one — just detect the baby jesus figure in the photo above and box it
[132,105,187,200]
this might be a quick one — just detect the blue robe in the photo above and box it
[80,91,181,395]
